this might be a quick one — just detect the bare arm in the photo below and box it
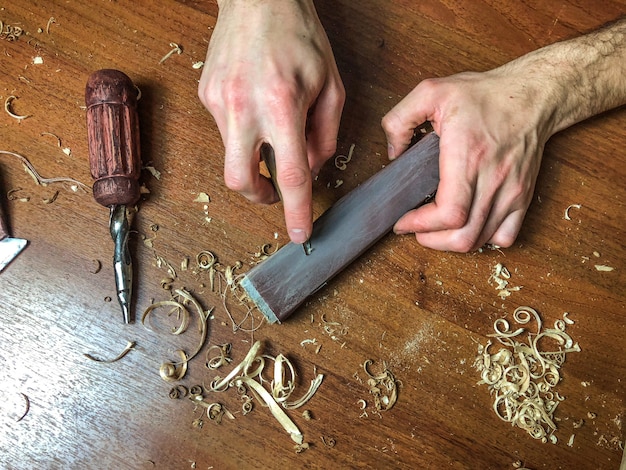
[382,18,626,253]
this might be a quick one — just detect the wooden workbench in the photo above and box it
[1,1,624,468]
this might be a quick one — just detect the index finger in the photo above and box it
[271,132,313,244]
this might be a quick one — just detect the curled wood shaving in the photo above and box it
[46,17,56,34]
[0,21,24,41]
[7,187,30,202]
[160,350,188,382]
[41,132,62,147]
[90,259,102,274]
[5,95,30,121]
[0,150,90,191]
[334,143,355,170]
[474,307,580,442]
[84,340,136,363]
[169,385,189,399]
[205,343,232,370]
[564,204,581,221]
[42,190,59,204]
[142,289,212,383]
[363,360,399,411]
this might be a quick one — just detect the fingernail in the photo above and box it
[289,228,308,244]
[387,143,395,160]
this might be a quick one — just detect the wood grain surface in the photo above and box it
[1,1,624,469]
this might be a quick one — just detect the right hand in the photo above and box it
[198,0,345,243]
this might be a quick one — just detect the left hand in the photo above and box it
[381,67,552,252]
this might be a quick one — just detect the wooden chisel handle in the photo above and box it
[85,69,141,207]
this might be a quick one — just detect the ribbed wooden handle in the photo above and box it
[85,69,141,207]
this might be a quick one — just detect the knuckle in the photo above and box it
[443,205,470,230]
[449,233,477,253]
[491,233,516,248]
[278,165,309,190]
[223,168,248,193]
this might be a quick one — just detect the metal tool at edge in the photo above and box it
[0,177,28,273]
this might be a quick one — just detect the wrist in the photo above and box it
[506,18,626,137]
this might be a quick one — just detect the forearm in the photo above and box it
[502,17,626,136]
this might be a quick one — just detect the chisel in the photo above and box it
[241,132,440,323]
[85,69,142,323]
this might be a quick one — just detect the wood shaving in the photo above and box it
[363,360,399,411]
[0,20,24,41]
[0,150,90,191]
[320,313,348,342]
[84,340,136,363]
[488,263,522,299]
[142,289,212,382]
[594,265,614,272]
[45,17,56,34]
[4,95,30,121]
[205,343,232,370]
[208,341,324,444]
[474,307,580,442]
[321,436,336,448]
[192,61,204,69]
[564,204,581,221]
[159,42,182,64]
[169,385,189,399]
[90,259,102,274]
[42,190,59,204]
[334,143,355,170]
[145,165,161,180]
[41,132,62,147]
[7,187,30,202]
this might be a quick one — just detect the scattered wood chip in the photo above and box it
[594,265,614,272]
[488,262,522,299]
[193,192,210,203]
[363,359,399,411]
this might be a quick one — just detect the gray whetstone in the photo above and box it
[241,132,441,323]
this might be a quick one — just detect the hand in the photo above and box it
[381,67,553,252]
[198,0,345,243]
